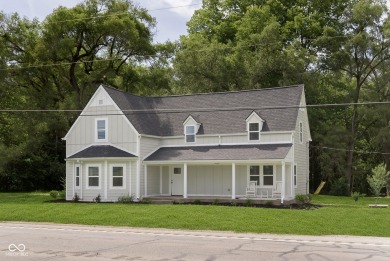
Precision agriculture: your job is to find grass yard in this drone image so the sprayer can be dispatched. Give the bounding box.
[1,192,390,237]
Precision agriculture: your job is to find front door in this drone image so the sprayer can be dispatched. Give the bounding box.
[171,166,183,196]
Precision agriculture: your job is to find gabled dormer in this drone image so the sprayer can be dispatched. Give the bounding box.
[183,115,201,143]
[245,111,265,141]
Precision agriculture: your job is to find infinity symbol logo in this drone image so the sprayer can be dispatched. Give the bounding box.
[8,244,26,252]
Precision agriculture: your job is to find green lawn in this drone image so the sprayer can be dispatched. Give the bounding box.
[1,192,390,237]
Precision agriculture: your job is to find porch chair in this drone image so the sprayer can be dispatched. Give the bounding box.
[246,181,257,197]
[272,181,282,198]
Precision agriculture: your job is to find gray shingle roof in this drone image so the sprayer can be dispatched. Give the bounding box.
[103,85,303,136]
[144,144,292,161]
[67,145,136,159]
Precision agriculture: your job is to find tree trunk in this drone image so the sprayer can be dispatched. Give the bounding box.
[345,78,362,192]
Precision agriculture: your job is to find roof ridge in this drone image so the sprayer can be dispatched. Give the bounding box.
[102,84,304,99]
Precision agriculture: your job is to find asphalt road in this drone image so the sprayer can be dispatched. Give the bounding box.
[1,222,390,261]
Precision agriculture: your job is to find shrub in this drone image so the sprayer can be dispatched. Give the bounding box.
[49,190,59,199]
[295,194,312,205]
[265,200,274,208]
[58,190,66,199]
[212,199,220,205]
[329,177,349,196]
[94,194,101,203]
[141,198,152,204]
[351,191,361,203]
[72,193,80,202]
[244,198,253,207]
[193,199,201,205]
[117,195,134,204]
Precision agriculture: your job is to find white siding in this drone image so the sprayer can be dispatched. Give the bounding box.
[147,166,160,196]
[66,105,138,157]
[294,91,310,195]
[235,165,247,196]
[139,136,161,197]
[162,166,170,194]
[260,133,292,143]
[187,165,232,196]
[66,161,74,200]
[66,159,136,202]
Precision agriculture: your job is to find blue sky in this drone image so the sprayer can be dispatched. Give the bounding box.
[0,0,202,43]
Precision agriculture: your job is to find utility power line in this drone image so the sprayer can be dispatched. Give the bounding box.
[310,145,390,155]
[0,101,389,114]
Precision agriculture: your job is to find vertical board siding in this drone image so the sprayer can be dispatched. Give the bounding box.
[66,162,74,200]
[187,165,232,196]
[140,136,161,197]
[294,91,310,195]
[162,166,170,194]
[66,105,138,158]
[147,166,160,195]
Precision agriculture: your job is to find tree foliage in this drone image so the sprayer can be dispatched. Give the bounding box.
[0,0,173,191]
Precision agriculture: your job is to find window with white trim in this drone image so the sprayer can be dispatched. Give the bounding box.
[75,166,80,188]
[173,167,182,174]
[299,121,303,143]
[111,165,125,188]
[249,122,260,140]
[294,164,297,187]
[263,165,274,186]
[88,166,100,188]
[185,125,195,143]
[96,119,107,141]
[249,166,260,185]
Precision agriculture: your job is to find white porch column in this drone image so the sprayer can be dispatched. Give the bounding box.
[232,163,236,199]
[160,166,163,195]
[281,160,285,204]
[144,164,148,197]
[104,160,108,200]
[291,163,294,198]
[183,163,188,198]
[136,160,140,200]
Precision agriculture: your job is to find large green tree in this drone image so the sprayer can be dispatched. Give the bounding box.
[0,0,173,191]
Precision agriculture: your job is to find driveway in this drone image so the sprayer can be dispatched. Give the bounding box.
[1,222,389,260]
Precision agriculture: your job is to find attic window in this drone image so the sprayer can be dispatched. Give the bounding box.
[249,123,260,140]
[185,125,195,143]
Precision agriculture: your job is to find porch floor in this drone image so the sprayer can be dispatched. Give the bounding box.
[145,196,295,205]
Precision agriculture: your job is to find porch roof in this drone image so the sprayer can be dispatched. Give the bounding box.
[144,144,292,162]
[67,145,136,159]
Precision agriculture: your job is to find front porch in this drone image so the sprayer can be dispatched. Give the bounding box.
[143,160,296,203]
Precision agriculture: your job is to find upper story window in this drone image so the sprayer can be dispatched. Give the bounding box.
[96,118,107,142]
[249,123,260,140]
[246,112,264,141]
[185,125,195,143]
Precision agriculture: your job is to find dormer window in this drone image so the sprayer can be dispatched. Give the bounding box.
[249,123,260,140]
[185,125,195,143]
[183,115,201,143]
[246,111,264,141]
[96,118,107,142]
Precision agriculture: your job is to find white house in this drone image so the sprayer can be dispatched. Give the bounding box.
[63,84,311,203]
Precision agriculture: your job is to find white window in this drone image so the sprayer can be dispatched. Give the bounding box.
[249,166,260,185]
[294,164,297,187]
[263,165,274,186]
[75,166,80,188]
[249,122,260,140]
[185,125,195,143]
[87,165,100,189]
[299,121,303,143]
[96,118,107,142]
[110,164,126,189]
